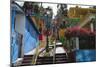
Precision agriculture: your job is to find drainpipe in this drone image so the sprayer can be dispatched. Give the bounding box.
[90,23,94,32]
[46,31,49,52]
[75,37,79,50]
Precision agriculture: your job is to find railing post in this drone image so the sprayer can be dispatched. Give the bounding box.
[32,42,40,64]
[53,40,56,64]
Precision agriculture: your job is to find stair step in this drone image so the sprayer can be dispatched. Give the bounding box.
[56,53,66,55]
[38,56,53,59]
[22,60,32,63]
[37,57,53,62]
[56,58,67,61]
[56,55,67,57]
[56,60,67,64]
[20,63,33,66]
[37,59,53,62]
[36,61,53,65]
[24,55,33,57]
[56,45,63,47]
[21,53,68,66]
[56,54,66,58]
[23,57,33,60]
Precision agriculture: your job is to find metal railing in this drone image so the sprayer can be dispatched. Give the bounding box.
[53,40,56,64]
[31,44,39,64]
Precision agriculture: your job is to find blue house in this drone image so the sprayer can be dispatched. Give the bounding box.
[11,2,40,65]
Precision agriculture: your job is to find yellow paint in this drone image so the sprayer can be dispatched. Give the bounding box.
[59,29,66,38]
[68,6,96,22]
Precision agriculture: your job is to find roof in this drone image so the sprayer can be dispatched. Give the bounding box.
[11,1,24,14]
[65,26,95,37]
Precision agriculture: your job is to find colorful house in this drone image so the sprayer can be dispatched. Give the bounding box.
[11,2,40,66]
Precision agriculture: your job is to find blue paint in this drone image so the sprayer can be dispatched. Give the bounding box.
[11,11,39,63]
[76,50,96,62]
[11,43,18,63]
[25,18,39,39]
[24,30,39,53]
[11,9,19,63]
[11,7,16,32]
[24,18,39,54]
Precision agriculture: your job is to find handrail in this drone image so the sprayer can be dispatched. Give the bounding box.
[31,40,56,64]
[31,45,39,64]
[38,48,46,55]
[31,44,46,64]
[53,40,56,64]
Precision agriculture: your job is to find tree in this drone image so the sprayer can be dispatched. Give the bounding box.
[57,4,68,17]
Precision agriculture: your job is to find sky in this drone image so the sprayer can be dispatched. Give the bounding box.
[42,3,57,18]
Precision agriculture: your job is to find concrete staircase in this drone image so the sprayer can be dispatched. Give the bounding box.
[20,53,69,66]
[20,55,33,66]
[55,53,68,64]
[20,42,75,66]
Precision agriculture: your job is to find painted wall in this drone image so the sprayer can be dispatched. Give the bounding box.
[15,13,26,58]
[11,9,19,63]
[24,18,39,54]
[11,10,39,64]
[15,14,25,34]
[76,50,96,62]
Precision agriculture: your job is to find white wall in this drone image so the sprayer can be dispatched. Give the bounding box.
[15,13,25,57]
[15,14,25,35]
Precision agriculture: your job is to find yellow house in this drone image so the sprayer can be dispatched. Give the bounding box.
[68,6,96,22]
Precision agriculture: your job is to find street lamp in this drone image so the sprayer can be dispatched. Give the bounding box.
[45,7,51,53]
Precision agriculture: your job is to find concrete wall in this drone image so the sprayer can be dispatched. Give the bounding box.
[15,14,25,58]
[15,14,25,35]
